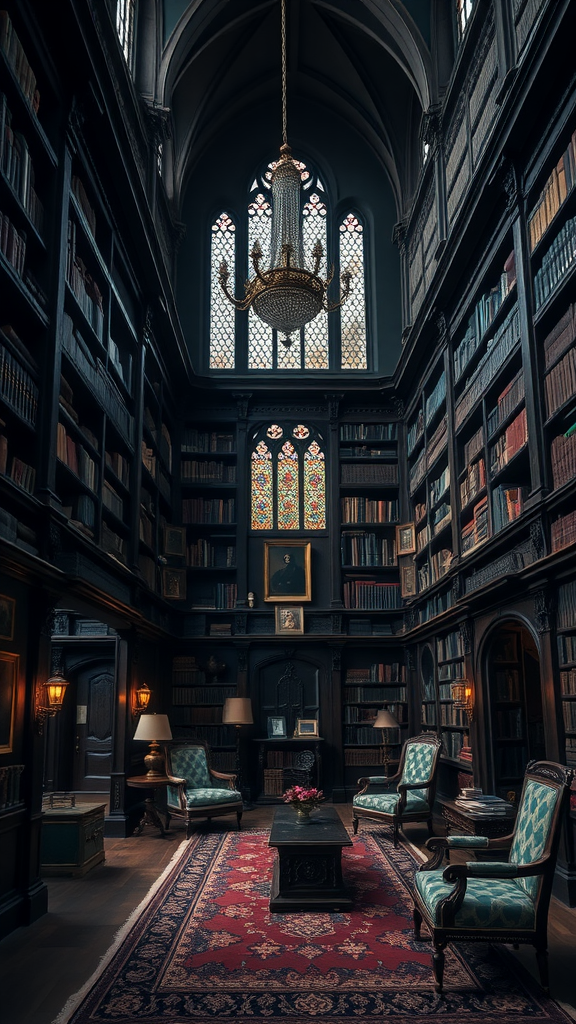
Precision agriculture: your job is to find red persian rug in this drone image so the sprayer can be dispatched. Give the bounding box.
[56,828,572,1023]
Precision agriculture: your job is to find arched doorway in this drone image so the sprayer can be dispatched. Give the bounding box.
[484,622,545,801]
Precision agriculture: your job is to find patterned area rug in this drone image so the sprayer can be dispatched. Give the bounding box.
[56,828,571,1023]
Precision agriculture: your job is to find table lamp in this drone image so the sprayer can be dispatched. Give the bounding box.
[373,707,399,778]
[133,713,173,777]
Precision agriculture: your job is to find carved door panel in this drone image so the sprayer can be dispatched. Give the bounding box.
[73,661,115,792]
[256,657,320,737]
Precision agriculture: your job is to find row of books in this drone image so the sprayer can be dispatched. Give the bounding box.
[340,496,398,523]
[560,669,576,696]
[489,407,528,477]
[344,748,396,766]
[455,306,520,430]
[441,730,464,759]
[550,430,576,490]
[416,523,431,552]
[1,94,43,232]
[543,305,575,370]
[181,429,234,453]
[438,658,462,681]
[439,704,468,727]
[66,221,104,340]
[453,250,516,382]
[100,521,125,562]
[62,493,96,533]
[344,724,403,745]
[558,633,576,664]
[0,207,25,277]
[340,423,397,441]
[558,580,576,631]
[528,132,576,251]
[182,497,235,524]
[141,442,156,478]
[426,416,448,469]
[190,583,237,610]
[438,630,464,661]
[7,454,34,493]
[562,701,576,733]
[56,423,97,490]
[421,704,437,726]
[409,448,426,493]
[340,531,396,566]
[461,495,488,552]
[492,485,527,533]
[544,343,575,418]
[430,464,449,506]
[432,502,451,535]
[494,667,521,701]
[345,662,406,682]
[167,718,235,741]
[343,705,404,724]
[487,370,525,438]
[71,175,96,238]
[460,457,485,509]
[266,750,316,769]
[173,682,233,703]
[463,424,484,466]
[533,215,576,311]
[108,338,131,392]
[61,317,133,447]
[425,372,446,426]
[105,450,129,487]
[417,549,452,591]
[344,686,406,702]
[0,336,37,424]
[342,580,401,610]
[102,481,123,520]
[0,11,40,114]
[551,508,576,553]
[187,539,236,568]
[181,460,236,482]
[340,445,396,458]
[438,681,457,699]
[340,463,398,484]
[407,409,424,455]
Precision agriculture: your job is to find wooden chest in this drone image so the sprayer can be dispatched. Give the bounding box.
[41,803,106,877]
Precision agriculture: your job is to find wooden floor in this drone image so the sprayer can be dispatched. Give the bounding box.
[1,804,575,1024]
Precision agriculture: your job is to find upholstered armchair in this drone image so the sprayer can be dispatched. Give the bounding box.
[352,733,442,846]
[413,760,573,994]
[165,741,243,837]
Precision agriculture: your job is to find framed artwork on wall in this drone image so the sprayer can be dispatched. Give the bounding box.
[264,540,311,602]
[162,568,187,600]
[267,716,287,738]
[0,652,18,753]
[275,605,304,635]
[163,526,186,559]
[396,522,416,556]
[399,559,416,598]
[0,595,15,641]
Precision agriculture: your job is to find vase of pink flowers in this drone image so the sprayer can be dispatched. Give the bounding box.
[283,785,324,824]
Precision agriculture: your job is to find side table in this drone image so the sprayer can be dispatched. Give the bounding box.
[127,775,183,837]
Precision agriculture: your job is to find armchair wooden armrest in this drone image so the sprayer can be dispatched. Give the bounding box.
[422,833,514,870]
[356,772,400,794]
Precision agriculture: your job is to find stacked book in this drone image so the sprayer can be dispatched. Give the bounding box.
[455,791,515,817]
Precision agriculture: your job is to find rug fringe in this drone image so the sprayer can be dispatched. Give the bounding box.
[52,838,190,1024]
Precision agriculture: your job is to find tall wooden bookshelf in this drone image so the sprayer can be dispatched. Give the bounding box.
[169,654,238,772]
[342,652,407,796]
[558,580,576,772]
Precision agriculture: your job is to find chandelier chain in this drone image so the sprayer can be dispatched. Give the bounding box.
[281,0,287,145]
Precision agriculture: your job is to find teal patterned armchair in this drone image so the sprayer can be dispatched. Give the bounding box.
[413,760,573,994]
[165,741,243,837]
[353,733,442,846]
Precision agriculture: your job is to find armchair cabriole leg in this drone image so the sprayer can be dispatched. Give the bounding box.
[427,818,434,838]
[432,943,446,993]
[352,815,359,835]
[413,905,422,940]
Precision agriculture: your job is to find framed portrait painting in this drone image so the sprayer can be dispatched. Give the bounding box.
[264,540,311,602]
[275,605,304,635]
[0,652,18,753]
[395,522,416,556]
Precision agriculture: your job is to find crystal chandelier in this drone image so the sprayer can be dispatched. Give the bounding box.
[219,0,351,347]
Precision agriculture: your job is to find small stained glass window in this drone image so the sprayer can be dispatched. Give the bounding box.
[267,424,283,439]
[339,213,367,370]
[251,425,326,531]
[210,213,236,369]
[251,441,273,530]
[293,425,310,439]
[304,440,326,529]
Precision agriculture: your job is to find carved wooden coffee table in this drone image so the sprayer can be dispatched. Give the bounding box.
[268,805,353,912]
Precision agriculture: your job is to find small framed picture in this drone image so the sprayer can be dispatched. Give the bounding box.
[164,526,186,559]
[399,559,416,598]
[275,604,304,635]
[162,568,187,600]
[0,595,15,641]
[264,540,311,602]
[396,522,416,556]
[0,651,18,753]
[295,718,318,737]
[267,715,287,738]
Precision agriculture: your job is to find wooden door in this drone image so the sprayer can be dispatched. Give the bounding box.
[73,659,115,792]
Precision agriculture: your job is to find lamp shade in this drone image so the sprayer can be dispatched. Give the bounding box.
[373,708,399,730]
[222,697,253,726]
[133,713,172,742]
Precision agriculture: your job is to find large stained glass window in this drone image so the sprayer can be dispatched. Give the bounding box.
[251,424,326,531]
[339,213,367,370]
[303,192,329,369]
[248,193,273,369]
[210,212,236,369]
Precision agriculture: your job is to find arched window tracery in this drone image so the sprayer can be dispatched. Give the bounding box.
[250,424,326,531]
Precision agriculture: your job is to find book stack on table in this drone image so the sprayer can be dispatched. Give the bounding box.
[455,790,515,817]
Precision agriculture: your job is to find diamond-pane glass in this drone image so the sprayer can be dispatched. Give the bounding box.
[277,440,300,530]
[339,213,367,370]
[303,193,329,369]
[251,441,273,530]
[277,338,301,369]
[248,194,273,369]
[304,440,326,529]
[210,213,236,369]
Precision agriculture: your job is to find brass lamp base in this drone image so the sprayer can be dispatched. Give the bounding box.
[144,741,165,777]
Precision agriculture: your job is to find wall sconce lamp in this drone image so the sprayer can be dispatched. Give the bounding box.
[36,674,70,733]
[373,707,399,779]
[133,682,152,716]
[451,679,474,719]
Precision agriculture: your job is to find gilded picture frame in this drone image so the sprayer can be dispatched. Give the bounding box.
[264,540,311,602]
[275,605,304,635]
[295,718,319,737]
[396,522,416,556]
